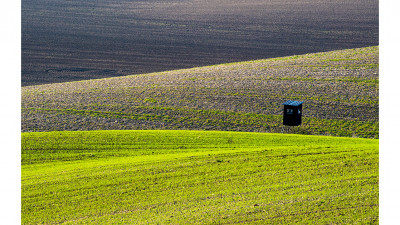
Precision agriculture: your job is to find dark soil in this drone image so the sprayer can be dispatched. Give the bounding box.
[22,0,378,86]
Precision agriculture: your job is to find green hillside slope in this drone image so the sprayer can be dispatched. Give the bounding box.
[22,130,378,224]
[21,46,378,138]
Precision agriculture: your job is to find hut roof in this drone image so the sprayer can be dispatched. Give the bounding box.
[282,100,303,106]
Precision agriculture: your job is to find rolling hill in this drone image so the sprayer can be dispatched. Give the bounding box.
[22,0,378,86]
[21,46,379,224]
[22,130,378,224]
[22,46,379,138]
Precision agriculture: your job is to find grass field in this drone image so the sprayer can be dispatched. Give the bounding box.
[22,130,378,224]
[21,46,379,223]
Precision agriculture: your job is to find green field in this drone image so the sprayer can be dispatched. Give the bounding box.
[22,130,378,224]
[21,46,379,223]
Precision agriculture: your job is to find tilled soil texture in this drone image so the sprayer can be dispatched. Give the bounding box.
[22,0,378,86]
[22,46,378,138]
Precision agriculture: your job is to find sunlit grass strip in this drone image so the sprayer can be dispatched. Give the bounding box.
[21,130,378,224]
[22,107,379,138]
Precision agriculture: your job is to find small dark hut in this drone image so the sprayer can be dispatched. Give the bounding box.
[282,100,303,126]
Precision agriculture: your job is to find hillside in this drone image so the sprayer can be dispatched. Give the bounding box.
[22,0,378,86]
[22,130,378,224]
[21,46,378,138]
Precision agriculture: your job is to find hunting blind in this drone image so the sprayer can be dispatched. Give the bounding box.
[282,100,303,126]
